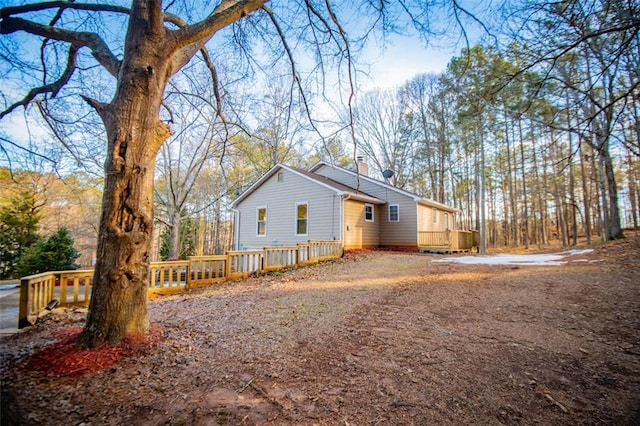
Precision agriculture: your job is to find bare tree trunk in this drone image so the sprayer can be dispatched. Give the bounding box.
[597,154,610,241]
[500,174,509,246]
[168,210,181,259]
[465,150,474,230]
[214,196,222,254]
[489,173,499,247]
[477,120,487,255]
[602,146,624,239]
[510,126,520,246]
[451,166,458,223]
[79,97,170,347]
[551,131,568,247]
[504,110,517,246]
[528,121,544,246]
[579,141,593,244]
[517,118,529,249]
[628,153,639,229]
[566,95,578,246]
[77,8,172,348]
[542,139,552,244]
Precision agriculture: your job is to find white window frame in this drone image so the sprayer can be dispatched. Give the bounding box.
[256,206,267,237]
[445,212,449,229]
[433,207,438,223]
[388,204,400,222]
[364,203,374,222]
[295,202,308,236]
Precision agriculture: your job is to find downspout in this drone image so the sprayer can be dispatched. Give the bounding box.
[332,194,338,240]
[341,193,352,244]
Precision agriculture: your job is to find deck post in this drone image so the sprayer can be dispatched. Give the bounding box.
[18,278,30,329]
[186,258,192,289]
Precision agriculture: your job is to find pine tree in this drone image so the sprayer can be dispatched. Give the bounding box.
[15,228,79,277]
[0,191,41,279]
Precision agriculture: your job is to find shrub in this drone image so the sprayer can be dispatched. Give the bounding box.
[16,228,79,277]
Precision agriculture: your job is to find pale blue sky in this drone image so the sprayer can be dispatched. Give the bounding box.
[360,35,455,91]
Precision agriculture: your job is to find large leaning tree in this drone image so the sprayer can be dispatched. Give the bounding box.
[0,1,480,348]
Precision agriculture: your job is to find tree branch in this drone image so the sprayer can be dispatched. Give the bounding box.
[167,0,267,75]
[0,45,78,120]
[0,17,121,76]
[0,1,129,18]
[0,135,58,165]
[322,0,360,188]
[34,100,85,166]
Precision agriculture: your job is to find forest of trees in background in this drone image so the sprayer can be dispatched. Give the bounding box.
[1,0,638,265]
[355,42,639,249]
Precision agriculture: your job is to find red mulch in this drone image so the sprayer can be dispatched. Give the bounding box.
[21,326,164,377]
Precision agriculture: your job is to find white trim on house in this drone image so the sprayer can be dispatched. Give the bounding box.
[388,204,400,222]
[309,161,421,200]
[295,201,308,236]
[365,203,374,222]
[231,164,385,208]
[339,195,344,241]
[256,206,267,237]
[418,198,458,213]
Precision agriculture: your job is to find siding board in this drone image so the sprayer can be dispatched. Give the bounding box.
[235,168,341,249]
[343,199,379,249]
[315,165,418,247]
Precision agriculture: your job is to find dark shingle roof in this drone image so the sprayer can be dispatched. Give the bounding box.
[288,166,384,204]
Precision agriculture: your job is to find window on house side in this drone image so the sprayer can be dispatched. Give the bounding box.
[296,202,308,236]
[365,204,374,222]
[277,171,284,182]
[433,207,438,223]
[445,213,449,229]
[257,207,267,236]
[388,204,399,222]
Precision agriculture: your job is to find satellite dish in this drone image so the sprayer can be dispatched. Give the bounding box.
[382,169,394,179]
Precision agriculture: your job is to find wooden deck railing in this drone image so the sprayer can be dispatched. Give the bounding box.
[18,240,343,328]
[418,230,479,252]
[18,269,94,328]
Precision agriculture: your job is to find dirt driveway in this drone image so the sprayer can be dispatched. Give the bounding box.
[2,237,639,425]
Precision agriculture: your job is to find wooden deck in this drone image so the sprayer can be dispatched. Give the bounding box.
[418,230,479,253]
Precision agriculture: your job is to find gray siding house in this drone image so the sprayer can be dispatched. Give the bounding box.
[231,161,459,251]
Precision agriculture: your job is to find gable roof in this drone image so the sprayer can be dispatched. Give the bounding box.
[230,164,385,208]
[309,161,459,213]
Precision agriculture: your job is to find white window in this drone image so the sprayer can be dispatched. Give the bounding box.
[445,212,449,229]
[277,171,284,182]
[256,207,267,236]
[365,203,374,222]
[296,202,308,236]
[388,204,399,222]
[433,207,438,223]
